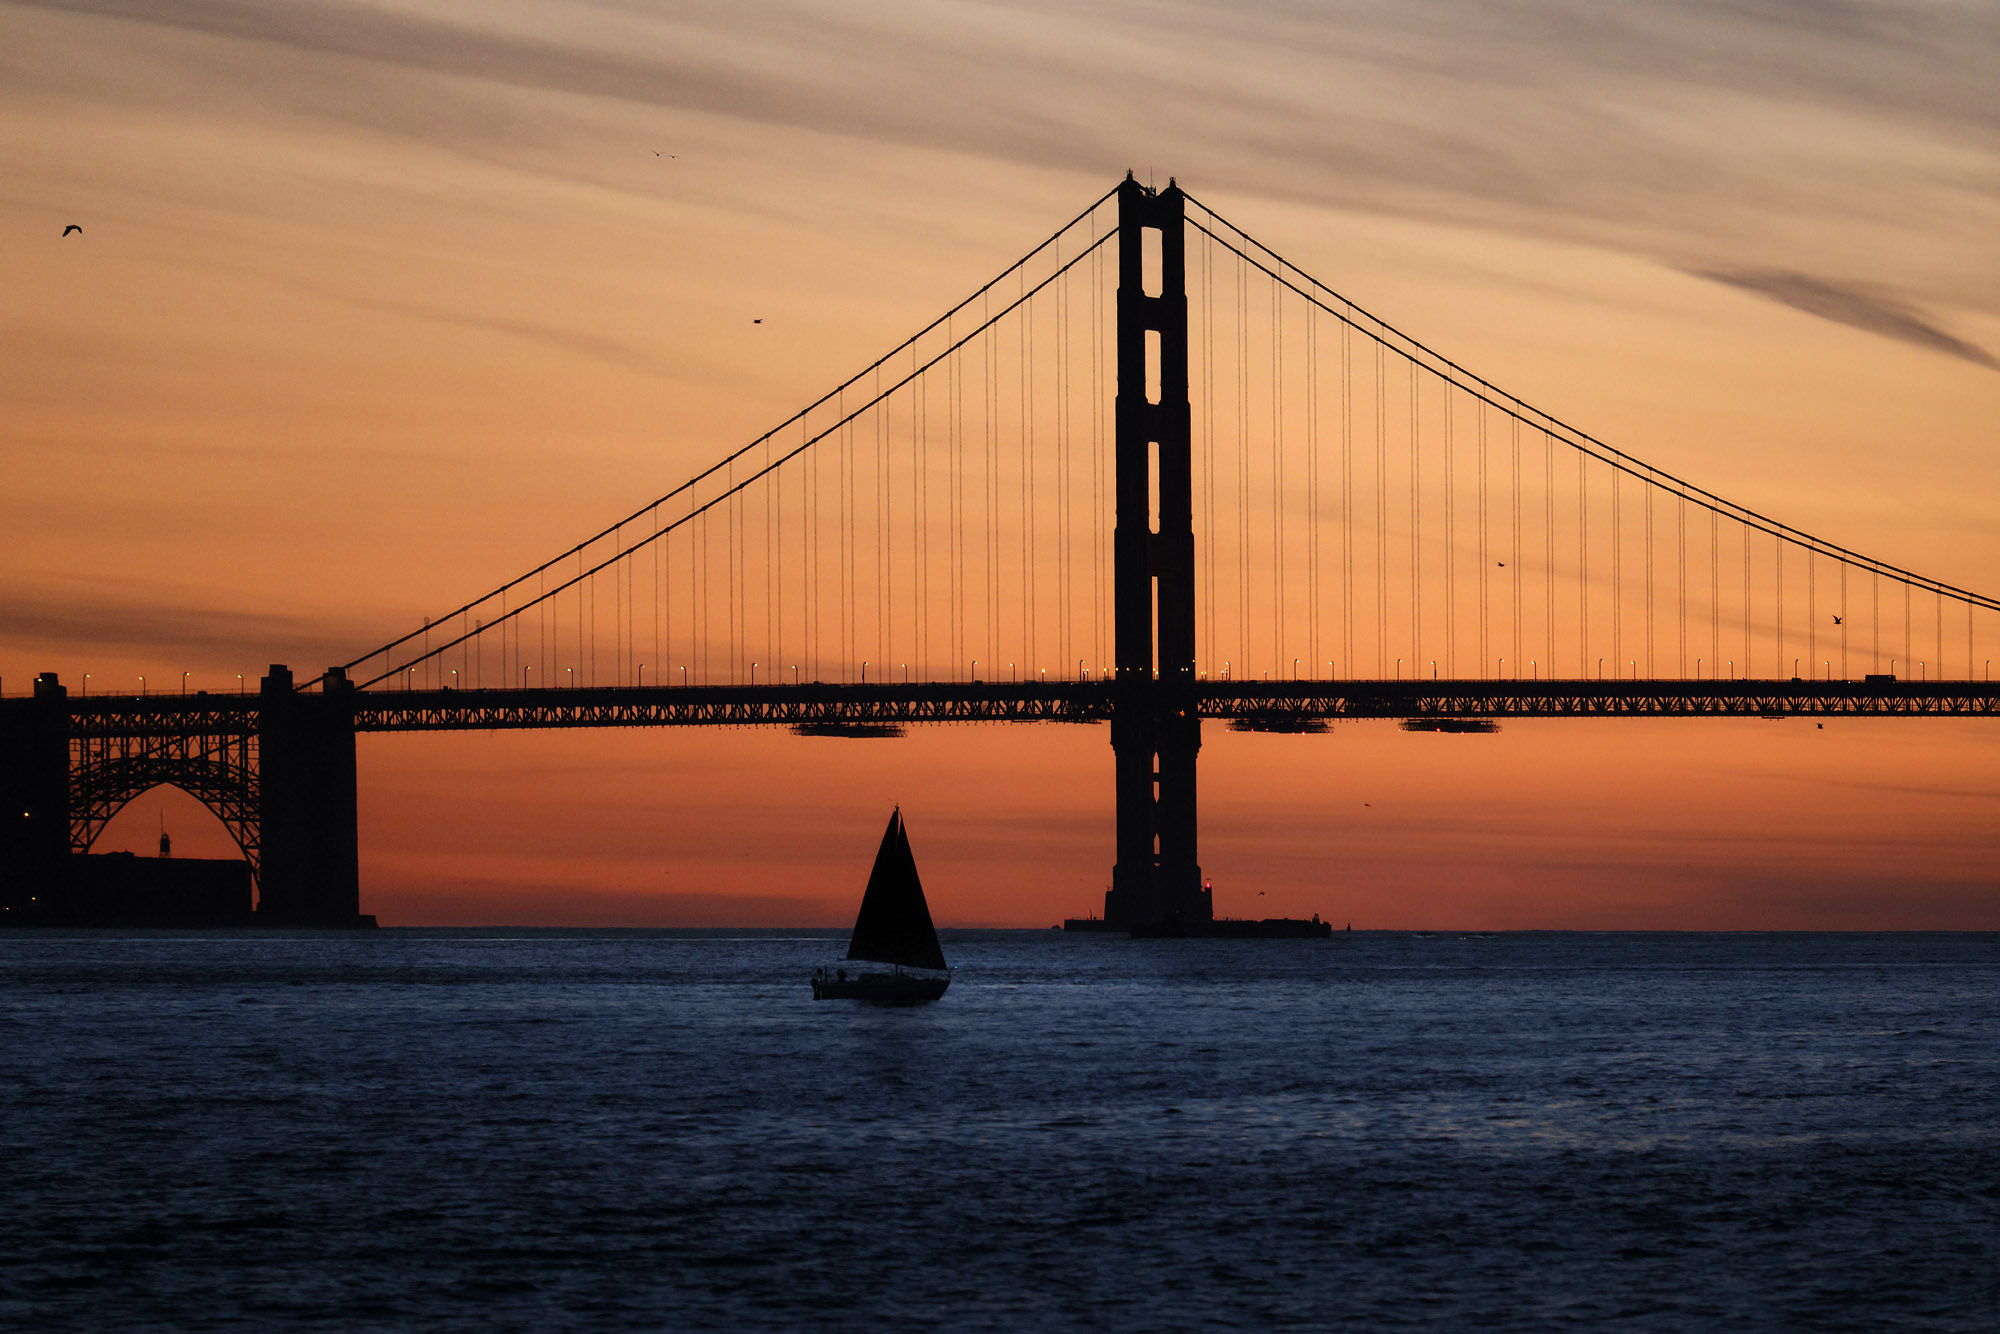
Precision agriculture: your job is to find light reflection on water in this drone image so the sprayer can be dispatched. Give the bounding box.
[1,929,1994,1330]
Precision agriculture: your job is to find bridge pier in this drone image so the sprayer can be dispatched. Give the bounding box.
[0,674,74,913]
[257,665,368,926]
[1104,174,1209,929]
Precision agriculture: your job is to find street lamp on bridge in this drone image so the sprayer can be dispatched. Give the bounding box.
[181,671,188,695]
[638,664,645,687]
[82,674,89,697]
[523,666,534,689]
[138,675,145,697]
[752,662,760,684]
[565,667,574,688]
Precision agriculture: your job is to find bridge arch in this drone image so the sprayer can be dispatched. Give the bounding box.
[69,738,260,884]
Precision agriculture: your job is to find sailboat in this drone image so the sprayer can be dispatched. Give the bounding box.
[812,807,951,1003]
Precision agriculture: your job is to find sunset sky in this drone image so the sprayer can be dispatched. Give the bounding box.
[5,0,1997,927]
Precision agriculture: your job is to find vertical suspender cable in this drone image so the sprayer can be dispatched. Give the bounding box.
[1444,384,1456,675]
[1610,467,1620,677]
[1480,403,1490,675]
[1376,340,1388,675]
[1642,478,1652,678]
[1202,234,1215,674]
[1677,490,1686,678]
[916,348,926,676]
[1741,520,1751,677]
[1055,265,1067,675]
[1579,451,1588,675]
[1274,273,1285,673]
[1232,249,1248,672]
[1023,280,1034,675]
[1545,429,1555,677]
[1307,301,1318,675]
[1411,361,1421,673]
[1709,507,1718,677]
[1511,416,1521,676]
[1776,533,1785,677]
[1342,315,1353,676]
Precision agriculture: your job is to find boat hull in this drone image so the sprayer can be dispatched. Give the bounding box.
[811,968,949,1004]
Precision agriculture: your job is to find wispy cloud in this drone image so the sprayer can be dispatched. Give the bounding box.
[1700,269,1997,369]
[299,285,696,382]
[16,0,1997,313]
[0,582,373,668]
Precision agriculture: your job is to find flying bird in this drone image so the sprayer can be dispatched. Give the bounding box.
[753,318,763,324]
[1832,614,1843,625]
[62,224,81,237]
[1496,561,1506,567]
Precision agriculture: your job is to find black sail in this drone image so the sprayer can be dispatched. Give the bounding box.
[846,809,947,971]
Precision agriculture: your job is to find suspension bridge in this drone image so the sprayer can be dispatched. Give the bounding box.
[5,175,1996,926]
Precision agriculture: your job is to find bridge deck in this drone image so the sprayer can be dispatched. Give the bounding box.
[34,679,1999,738]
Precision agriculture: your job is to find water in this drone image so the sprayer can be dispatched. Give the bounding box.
[2,930,1994,1330]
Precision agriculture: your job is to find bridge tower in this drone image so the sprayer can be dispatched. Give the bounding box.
[0,674,73,912]
[256,664,365,925]
[1104,175,1210,928]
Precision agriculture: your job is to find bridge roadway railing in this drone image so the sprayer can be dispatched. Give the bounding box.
[1198,679,2000,723]
[37,678,1998,738]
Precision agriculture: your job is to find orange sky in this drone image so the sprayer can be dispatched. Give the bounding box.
[5,1,1997,927]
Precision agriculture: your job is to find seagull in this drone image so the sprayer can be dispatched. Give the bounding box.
[62,224,81,237]
[1497,561,1506,567]
[1832,614,1843,625]
[753,318,762,324]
